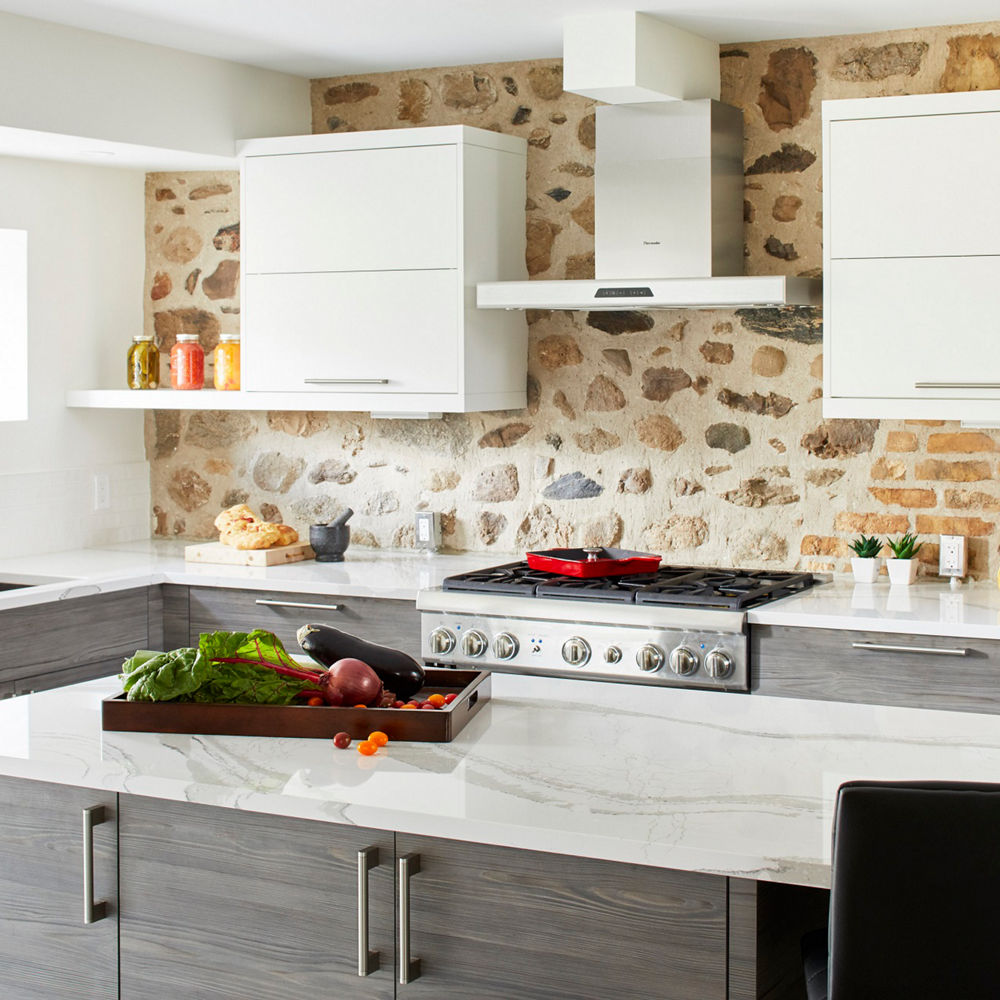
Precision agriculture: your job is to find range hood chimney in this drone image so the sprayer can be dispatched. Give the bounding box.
[477,13,821,312]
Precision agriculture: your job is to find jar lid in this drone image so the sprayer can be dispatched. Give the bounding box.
[132,334,153,342]
[219,333,240,342]
[176,334,201,342]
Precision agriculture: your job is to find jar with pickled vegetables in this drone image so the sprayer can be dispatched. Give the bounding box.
[170,334,204,390]
[127,334,159,390]
[213,334,240,391]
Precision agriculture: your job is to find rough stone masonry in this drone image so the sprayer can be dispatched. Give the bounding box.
[145,22,1000,579]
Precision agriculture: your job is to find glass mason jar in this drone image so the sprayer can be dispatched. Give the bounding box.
[170,334,205,390]
[213,334,240,391]
[127,334,159,390]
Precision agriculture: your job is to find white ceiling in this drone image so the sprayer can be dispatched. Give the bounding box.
[0,0,996,78]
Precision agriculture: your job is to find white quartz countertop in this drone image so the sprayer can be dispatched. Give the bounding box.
[5,670,1000,889]
[0,540,495,611]
[4,540,1000,639]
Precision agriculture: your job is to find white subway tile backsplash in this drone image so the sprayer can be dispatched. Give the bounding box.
[0,461,150,556]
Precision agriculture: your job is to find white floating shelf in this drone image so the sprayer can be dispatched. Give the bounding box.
[65,388,520,415]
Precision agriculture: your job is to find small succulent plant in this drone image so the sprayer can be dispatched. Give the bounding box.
[848,534,883,559]
[887,532,922,560]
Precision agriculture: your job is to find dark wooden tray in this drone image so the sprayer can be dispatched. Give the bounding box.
[102,669,490,742]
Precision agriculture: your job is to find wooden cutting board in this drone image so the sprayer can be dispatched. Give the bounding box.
[184,541,315,566]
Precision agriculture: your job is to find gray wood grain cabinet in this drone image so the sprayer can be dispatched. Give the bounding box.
[0,587,149,696]
[118,797,730,1000]
[0,776,117,1000]
[119,796,395,999]
[753,625,1000,714]
[394,833,727,1000]
[185,585,421,658]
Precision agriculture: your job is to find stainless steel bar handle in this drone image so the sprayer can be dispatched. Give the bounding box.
[82,805,108,925]
[852,641,969,657]
[915,382,1000,389]
[255,599,343,612]
[304,378,390,385]
[398,853,422,985]
[357,847,380,977]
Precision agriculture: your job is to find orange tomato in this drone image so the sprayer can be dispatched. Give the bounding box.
[357,741,377,756]
[306,696,325,707]
[427,693,446,708]
[368,731,389,747]
[400,703,417,710]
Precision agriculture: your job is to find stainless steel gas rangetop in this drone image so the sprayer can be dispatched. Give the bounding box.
[417,563,816,692]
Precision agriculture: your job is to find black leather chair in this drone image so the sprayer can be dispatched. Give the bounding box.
[804,780,1000,1000]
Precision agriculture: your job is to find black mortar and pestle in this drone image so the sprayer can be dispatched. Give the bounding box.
[310,508,353,562]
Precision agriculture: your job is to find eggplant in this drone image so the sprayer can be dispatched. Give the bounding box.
[296,623,425,700]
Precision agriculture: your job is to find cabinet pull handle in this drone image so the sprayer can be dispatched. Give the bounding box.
[852,641,969,657]
[357,847,380,977]
[398,853,422,984]
[915,382,1000,389]
[254,599,343,612]
[82,805,108,925]
[304,378,390,385]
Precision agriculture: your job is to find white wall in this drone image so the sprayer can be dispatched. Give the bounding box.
[0,156,149,555]
[0,11,309,157]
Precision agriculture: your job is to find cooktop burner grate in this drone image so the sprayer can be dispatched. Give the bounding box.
[442,563,815,609]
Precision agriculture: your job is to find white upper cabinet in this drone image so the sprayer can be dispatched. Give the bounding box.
[243,143,459,274]
[238,126,527,415]
[824,91,1000,420]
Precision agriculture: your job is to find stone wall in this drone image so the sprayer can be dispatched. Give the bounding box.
[145,21,1000,578]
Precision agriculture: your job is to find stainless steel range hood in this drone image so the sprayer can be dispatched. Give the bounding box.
[478,100,821,311]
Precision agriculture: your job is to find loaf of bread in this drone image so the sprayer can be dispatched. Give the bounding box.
[214,504,299,549]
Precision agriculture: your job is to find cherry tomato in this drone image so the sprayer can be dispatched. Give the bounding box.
[420,701,438,710]
[400,703,418,710]
[357,740,377,756]
[444,693,458,704]
[353,704,367,709]
[368,731,389,747]
[392,700,406,709]
[307,696,325,707]
[427,693,446,708]
[333,732,351,749]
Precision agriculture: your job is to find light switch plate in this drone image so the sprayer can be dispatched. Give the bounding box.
[939,534,967,578]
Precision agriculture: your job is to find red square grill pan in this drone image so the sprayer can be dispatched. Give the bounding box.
[526,547,662,578]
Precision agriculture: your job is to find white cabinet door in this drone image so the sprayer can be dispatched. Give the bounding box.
[243,144,459,274]
[827,256,1000,400]
[243,270,460,394]
[828,112,1000,260]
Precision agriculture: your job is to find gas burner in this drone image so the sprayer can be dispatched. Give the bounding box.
[443,562,814,610]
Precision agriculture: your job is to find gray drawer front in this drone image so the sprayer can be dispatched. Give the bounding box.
[753,625,1000,713]
[0,588,149,689]
[187,586,420,659]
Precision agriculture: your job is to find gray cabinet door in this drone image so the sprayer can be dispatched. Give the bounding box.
[394,834,728,1000]
[187,586,420,658]
[2,587,149,694]
[0,777,117,1000]
[119,795,394,1000]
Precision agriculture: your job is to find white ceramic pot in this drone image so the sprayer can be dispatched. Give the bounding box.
[887,558,918,585]
[851,558,880,584]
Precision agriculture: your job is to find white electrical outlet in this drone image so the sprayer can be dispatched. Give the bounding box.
[938,534,967,578]
[92,473,111,511]
[414,511,441,552]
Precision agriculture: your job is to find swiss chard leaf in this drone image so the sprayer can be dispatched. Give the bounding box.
[121,646,212,702]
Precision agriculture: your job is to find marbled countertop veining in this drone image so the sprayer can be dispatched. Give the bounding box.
[4,671,1000,889]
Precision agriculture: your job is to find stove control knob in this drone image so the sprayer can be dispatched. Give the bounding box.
[635,644,665,672]
[669,646,700,676]
[604,646,623,665]
[429,627,456,656]
[704,648,734,680]
[462,630,489,658]
[562,636,591,667]
[493,632,519,661]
